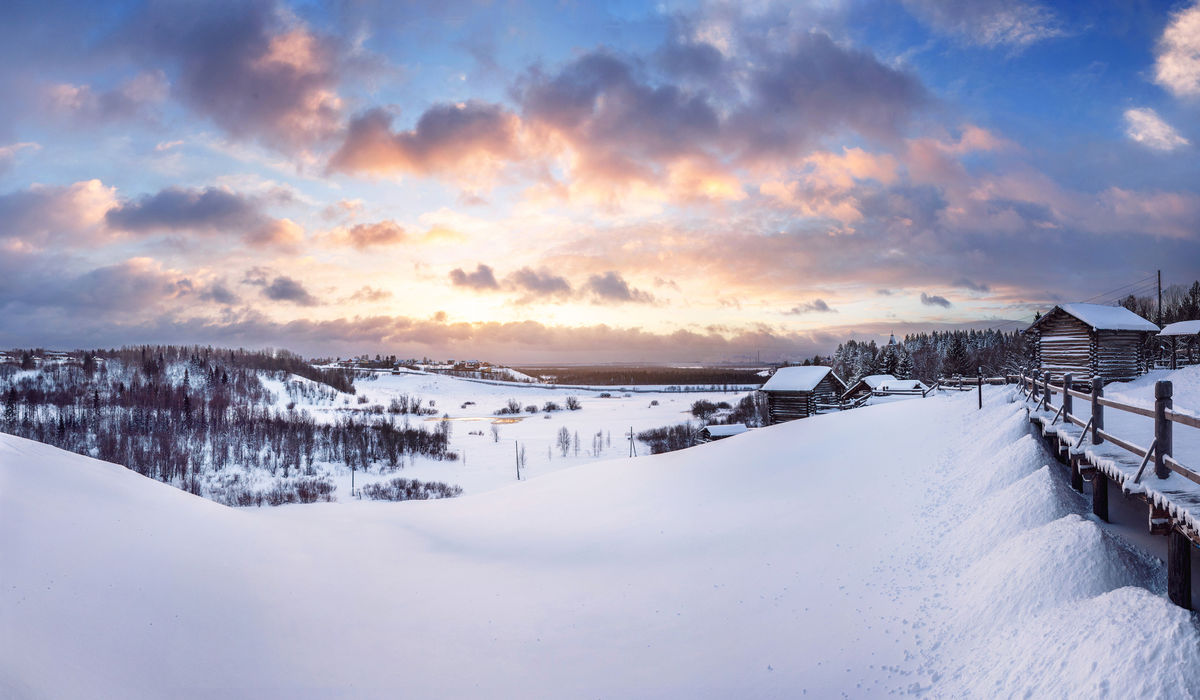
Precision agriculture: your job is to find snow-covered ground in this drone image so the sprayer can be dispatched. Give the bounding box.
[266,370,752,495]
[3,386,1198,698]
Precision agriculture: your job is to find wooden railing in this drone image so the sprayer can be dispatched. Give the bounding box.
[1019,371,1200,486]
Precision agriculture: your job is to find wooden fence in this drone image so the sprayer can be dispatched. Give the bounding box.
[1018,370,1200,609]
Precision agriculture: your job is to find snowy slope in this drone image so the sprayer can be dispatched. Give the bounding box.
[2,389,1198,698]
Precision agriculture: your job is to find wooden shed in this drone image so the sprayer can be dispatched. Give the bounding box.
[1159,320,1200,369]
[758,366,846,425]
[1026,303,1158,384]
[842,374,928,401]
[696,423,749,443]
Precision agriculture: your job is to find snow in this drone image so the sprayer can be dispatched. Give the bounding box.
[1160,320,1200,337]
[759,365,838,392]
[1053,302,1160,331]
[859,373,897,388]
[4,385,1198,697]
[702,423,748,437]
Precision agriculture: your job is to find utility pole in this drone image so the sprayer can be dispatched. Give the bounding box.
[515,440,520,480]
[1158,269,1163,327]
[628,427,636,457]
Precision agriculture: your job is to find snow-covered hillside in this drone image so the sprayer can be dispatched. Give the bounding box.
[2,387,1198,698]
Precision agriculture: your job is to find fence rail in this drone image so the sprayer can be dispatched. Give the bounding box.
[1018,372,1199,485]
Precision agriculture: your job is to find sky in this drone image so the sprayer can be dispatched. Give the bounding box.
[0,0,1198,363]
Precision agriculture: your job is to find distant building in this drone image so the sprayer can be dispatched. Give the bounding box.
[697,424,749,443]
[842,374,928,401]
[758,366,846,425]
[1158,320,1200,369]
[1026,303,1158,384]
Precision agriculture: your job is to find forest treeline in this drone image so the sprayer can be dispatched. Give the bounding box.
[1,345,456,506]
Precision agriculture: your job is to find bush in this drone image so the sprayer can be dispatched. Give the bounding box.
[543,401,560,412]
[565,396,581,410]
[495,398,523,415]
[359,477,464,501]
[636,423,696,454]
[525,404,539,413]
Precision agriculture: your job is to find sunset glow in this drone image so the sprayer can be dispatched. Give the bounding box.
[2,0,1198,361]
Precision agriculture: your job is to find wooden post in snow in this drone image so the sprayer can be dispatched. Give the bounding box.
[1041,372,1051,412]
[977,367,982,410]
[1169,529,1192,610]
[1155,381,1173,480]
[1091,377,1104,446]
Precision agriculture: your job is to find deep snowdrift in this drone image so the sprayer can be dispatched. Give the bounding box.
[2,388,1198,698]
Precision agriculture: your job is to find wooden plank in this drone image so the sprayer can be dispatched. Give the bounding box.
[1097,396,1156,419]
[1166,455,1200,487]
[1166,409,1200,430]
[1095,428,1150,459]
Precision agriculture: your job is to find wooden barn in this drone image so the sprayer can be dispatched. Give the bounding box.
[1025,303,1158,384]
[758,366,846,425]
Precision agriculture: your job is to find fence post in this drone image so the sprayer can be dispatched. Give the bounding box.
[1155,381,1173,480]
[1063,373,1072,419]
[1032,369,1040,402]
[1091,377,1103,445]
[1041,372,1051,412]
[977,366,983,410]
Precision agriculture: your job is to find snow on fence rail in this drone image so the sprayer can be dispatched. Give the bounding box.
[1018,370,1200,609]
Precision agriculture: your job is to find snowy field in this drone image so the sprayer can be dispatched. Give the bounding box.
[263,370,753,495]
[4,385,1199,698]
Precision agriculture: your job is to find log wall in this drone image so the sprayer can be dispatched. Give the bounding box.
[763,374,845,425]
[1033,312,1093,383]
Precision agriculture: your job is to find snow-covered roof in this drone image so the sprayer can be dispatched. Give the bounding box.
[1159,320,1200,337]
[878,379,927,391]
[1032,303,1159,332]
[760,366,838,392]
[860,374,897,389]
[702,424,748,437]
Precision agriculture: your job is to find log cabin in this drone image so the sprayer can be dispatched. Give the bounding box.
[758,366,846,425]
[1026,303,1158,385]
[841,374,928,401]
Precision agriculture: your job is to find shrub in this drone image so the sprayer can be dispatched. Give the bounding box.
[359,477,463,501]
[543,401,560,412]
[565,396,581,410]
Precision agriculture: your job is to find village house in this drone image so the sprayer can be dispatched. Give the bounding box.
[1025,303,1158,384]
[758,366,847,425]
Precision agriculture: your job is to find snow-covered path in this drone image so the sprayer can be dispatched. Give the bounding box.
[3,389,1198,698]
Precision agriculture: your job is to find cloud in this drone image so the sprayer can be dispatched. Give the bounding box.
[345,285,392,303]
[1154,2,1200,98]
[338,220,406,249]
[903,0,1063,48]
[200,281,240,305]
[1124,108,1190,151]
[583,271,654,304]
[0,142,39,174]
[730,32,926,160]
[105,186,300,248]
[952,278,990,292]
[449,263,499,290]
[328,102,521,178]
[920,292,952,307]
[121,1,349,152]
[43,70,168,124]
[0,179,117,248]
[786,299,837,314]
[261,275,318,305]
[506,267,572,299]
